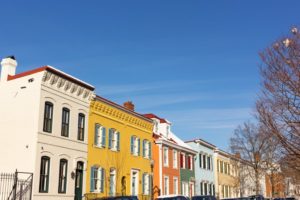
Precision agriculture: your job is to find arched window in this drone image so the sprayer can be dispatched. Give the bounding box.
[39,156,50,193]
[58,159,68,193]
[43,102,53,133]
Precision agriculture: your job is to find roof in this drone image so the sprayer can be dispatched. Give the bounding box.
[143,113,169,123]
[95,95,153,123]
[7,65,95,90]
[185,138,216,149]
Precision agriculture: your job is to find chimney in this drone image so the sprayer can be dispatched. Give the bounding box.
[123,101,135,111]
[1,56,17,82]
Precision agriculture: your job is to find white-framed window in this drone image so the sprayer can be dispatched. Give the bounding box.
[108,128,120,151]
[142,173,150,195]
[143,140,151,159]
[90,166,105,193]
[109,168,116,196]
[154,121,159,133]
[173,177,178,194]
[202,154,206,169]
[131,136,140,156]
[180,152,185,169]
[173,150,178,169]
[164,176,169,195]
[166,126,170,137]
[131,170,139,195]
[188,155,193,170]
[182,182,189,197]
[163,147,169,167]
[94,124,106,147]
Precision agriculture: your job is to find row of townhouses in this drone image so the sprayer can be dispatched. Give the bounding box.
[0,56,297,200]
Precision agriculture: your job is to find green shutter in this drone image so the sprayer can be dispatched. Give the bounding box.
[102,127,106,147]
[90,167,95,192]
[137,138,140,156]
[94,124,99,145]
[108,129,112,149]
[142,140,146,157]
[130,136,134,154]
[117,132,120,151]
[101,168,105,193]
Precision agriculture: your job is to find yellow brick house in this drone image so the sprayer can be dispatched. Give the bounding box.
[86,96,153,200]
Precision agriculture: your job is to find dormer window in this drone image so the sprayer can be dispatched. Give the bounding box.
[166,126,170,137]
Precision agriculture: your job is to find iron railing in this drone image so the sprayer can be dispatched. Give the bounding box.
[0,170,33,200]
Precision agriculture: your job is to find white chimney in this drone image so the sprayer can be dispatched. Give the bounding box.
[1,56,18,82]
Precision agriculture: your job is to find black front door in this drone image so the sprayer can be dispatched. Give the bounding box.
[74,161,83,200]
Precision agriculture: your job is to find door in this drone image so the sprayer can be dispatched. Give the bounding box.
[74,161,84,200]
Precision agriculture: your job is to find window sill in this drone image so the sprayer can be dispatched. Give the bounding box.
[93,145,105,149]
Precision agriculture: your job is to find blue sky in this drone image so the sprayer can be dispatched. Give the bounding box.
[1,1,299,151]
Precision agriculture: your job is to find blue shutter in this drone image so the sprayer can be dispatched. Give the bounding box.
[101,168,105,193]
[142,140,145,157]
[108,129,112,149]
[137,138,140,156]
[149,142,152,159]
[102,127,106,147]
[130,136,134,154]
[90,167,95,192]
[117,132,120,151]
[94,124,98,145]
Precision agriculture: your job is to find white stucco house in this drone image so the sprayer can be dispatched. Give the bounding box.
[0,56,95,200]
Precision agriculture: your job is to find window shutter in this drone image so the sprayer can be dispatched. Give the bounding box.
[130,136,134,154]
[117,132,120,151]
[102,127,106,147]
[142,140,145,157]
[188,156,191,169]
[101,168,105,193]
[94,125,99,145]
[108,129,112,149]
[199,153,202,168]
[142,173,145,194]
[90,167,95,192]
[149,142,152,159]
[137,138,140,156]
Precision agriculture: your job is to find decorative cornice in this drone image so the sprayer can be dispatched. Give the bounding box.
[90,100,153,133]
[42,71,95,101]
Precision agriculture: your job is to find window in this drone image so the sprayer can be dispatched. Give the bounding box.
[220,161,224,173]
[207,156,211,170]
[180,153,185,169]
[77,113,85,141]
[188,155,193,170]
[200,182,203,195]
[163,147,169,167]
[39,156,50,193]
[143,140,151,159]
[142,173,150,195]
[203,154,206,169]
[61,108,70,137]
[94,124,106,147]
[131,136,140,156]
[173,150,178,168]
[217,160,220,172]
[43,102,53,133]
[204,182,207,195]
[182,182,189,197]
[109,168,116,196]
[224,162,228,174]
[58,159,68,193]
[164,176,169,195]
[90,167,105,192]
[108,129,120,151]
[166,126,170,137]
[173,177,178,194]
[199,153,202,168]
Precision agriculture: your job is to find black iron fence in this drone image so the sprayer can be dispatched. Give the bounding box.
[0,170,33,200]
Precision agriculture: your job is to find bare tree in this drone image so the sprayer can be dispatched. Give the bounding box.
[256,26,300,172]
[230,121,279,195]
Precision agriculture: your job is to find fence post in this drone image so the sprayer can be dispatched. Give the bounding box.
[29,173,33,200]
[13,170,18,200]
